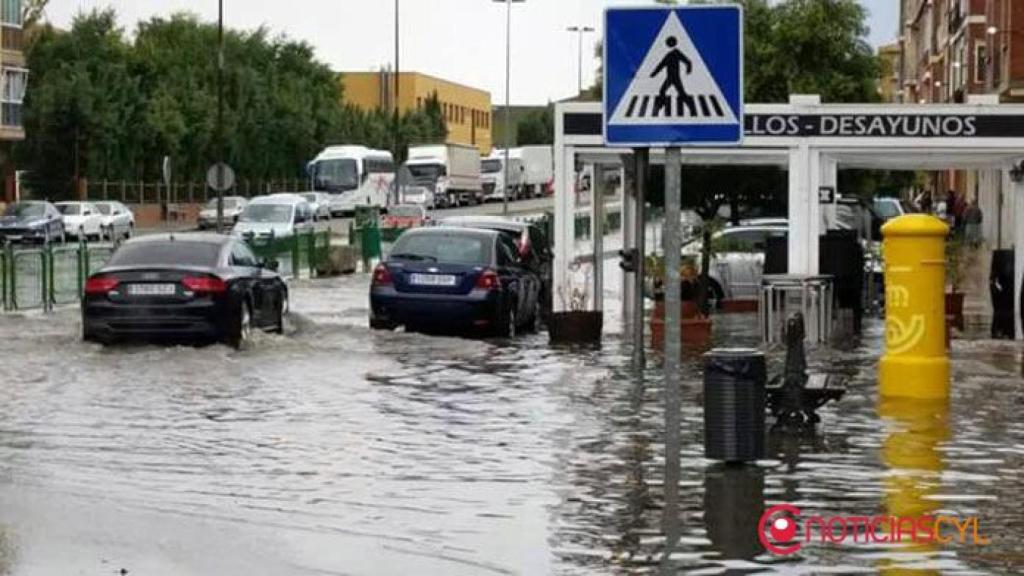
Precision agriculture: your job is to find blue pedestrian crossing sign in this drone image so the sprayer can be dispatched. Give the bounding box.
[604,5,744,147]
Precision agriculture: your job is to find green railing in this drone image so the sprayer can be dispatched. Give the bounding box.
[1,232,329,313]
[242,229,332,279]
[1,241,119,313]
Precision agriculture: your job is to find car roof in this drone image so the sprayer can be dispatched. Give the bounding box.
[402,226,500,240]
[249,194,305,205]
[439,216,529,233]
[123,233,233,246]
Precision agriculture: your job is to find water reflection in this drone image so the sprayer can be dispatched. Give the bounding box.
[877,396,950,574]
[702,463,765,562]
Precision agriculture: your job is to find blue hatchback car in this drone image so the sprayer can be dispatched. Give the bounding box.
[369,227,541,336]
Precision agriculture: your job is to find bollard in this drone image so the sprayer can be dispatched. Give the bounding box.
[879,215,950,400]
[703,349,766,463]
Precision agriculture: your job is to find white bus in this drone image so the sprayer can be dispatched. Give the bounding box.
[308,146,396,216]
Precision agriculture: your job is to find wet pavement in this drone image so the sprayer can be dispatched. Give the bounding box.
[0,271,1022,575]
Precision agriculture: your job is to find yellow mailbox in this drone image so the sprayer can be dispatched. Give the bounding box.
[879,214,950,400]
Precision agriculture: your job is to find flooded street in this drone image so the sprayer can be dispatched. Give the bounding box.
[0,272,1022,575]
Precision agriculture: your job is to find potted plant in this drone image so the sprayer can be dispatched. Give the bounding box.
[549,263,602,344]
[945,235,968,332]
[647,256,712,349]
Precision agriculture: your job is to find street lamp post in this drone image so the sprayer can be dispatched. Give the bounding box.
[394,0,401,200]
[216,0,225,233]
[493,0,524,216]
[566,25,595,96]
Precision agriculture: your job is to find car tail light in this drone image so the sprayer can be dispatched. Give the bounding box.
[476,269,501,291]
[372,264,393,286]
[182,276,227,294]
[84,276,119,295]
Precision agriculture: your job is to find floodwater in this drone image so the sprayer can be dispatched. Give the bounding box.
[0,271,1022,575]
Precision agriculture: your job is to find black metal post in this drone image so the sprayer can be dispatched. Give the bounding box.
[216,0,225,233]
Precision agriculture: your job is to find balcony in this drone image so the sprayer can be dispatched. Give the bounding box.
[2,102,21,128]
[2,24,23,53]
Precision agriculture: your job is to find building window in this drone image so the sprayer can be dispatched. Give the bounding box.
[975,45,987,84]
[2,67,27,128]
[1,0,21,26]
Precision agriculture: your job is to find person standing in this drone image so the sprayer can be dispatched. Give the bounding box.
[963,199,983,247]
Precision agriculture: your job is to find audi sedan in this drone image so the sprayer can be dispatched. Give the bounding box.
[82,233,288,348]
[0,201,65,244]
[369,227,541,337]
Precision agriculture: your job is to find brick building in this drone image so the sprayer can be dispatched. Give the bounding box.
[985,0,1024,101]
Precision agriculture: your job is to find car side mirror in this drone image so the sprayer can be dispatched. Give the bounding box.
[265,259,280,272]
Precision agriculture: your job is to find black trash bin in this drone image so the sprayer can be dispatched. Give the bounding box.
[991,249,1015,339]
[703,349,766,463]
[820,230,865,333]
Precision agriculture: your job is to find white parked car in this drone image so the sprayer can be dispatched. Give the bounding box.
[232,194,315,239]
[198,196,248,230]
[299,192,332,221]
[56,201,105,241]
[398,184,436,209]
[682,224,788,302]
[93,201,135,240]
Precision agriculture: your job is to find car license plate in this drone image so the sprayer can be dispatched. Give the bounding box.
[409,274,457,287]
[127,283,177,296]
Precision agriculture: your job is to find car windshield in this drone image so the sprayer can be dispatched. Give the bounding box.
[240,204,293,224]
[205,198,238,209]
[713,228,786,253]
[874,199,903,220]
[4,203,45,219]
[406,164,445,181]
[300,193,318,203]
[481,159,502,173]
[391,233,490,265]
[108,241,222,268]
[95,204,113,215]
[389,206,423,218]
[57,204,81,215]
[314,159,359,191]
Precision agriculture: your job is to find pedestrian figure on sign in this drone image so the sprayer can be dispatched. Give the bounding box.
[651,36,693,99]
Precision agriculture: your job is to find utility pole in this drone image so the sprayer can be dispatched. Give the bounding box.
[216,0,225,233]
[494,0,524,216]
[394,0,401,196]
[566,25,595,96]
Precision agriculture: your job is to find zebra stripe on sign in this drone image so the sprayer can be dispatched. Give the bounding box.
[623,93,726,119]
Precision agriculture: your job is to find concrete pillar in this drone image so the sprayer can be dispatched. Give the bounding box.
[1013,174,1024,339]
[819,154,838,232]
[553,144,576,313]
[787,144,821,274]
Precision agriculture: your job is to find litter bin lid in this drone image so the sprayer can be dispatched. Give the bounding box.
[703,348,763,358]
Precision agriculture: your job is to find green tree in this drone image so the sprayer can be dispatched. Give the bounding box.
[515,105,554,146]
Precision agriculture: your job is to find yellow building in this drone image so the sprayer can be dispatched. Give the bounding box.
[877,42,902,103]
[342,71,493,155]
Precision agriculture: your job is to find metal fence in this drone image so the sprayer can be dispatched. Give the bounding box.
[1,241,116,313]
[1,233,327,313]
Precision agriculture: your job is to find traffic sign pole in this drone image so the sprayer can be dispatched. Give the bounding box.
[632,148,648,369]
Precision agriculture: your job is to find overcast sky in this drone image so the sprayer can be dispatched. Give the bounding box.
[47,1,899,106]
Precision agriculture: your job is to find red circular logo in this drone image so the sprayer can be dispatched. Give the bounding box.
[758,504,802,556]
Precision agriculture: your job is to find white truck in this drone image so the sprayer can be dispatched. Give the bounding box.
[405,144,482,207]
[516,145,554,199]
[481,152,523,202]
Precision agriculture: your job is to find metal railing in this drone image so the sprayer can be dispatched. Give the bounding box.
[1,231,333,313]
[1,240,116,313]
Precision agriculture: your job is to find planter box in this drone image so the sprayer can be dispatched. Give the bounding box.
[549,311,603,345]
[720,299,759,313]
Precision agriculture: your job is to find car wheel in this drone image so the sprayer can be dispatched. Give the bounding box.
[495,305,516,338]
[706,277,725,310]
[126,224,134,239]
[227,300,253,349]
[271,290,288,334]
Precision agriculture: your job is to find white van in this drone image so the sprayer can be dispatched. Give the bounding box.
[405,144,482,207]
[232,194,315,239]
[308,146,396,216]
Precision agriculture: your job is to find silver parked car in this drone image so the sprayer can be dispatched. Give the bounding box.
[682,223,788,302]
[93,201,135,240]
[299,192,332,221]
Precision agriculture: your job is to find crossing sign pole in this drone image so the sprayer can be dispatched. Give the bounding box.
[603,6,743,414]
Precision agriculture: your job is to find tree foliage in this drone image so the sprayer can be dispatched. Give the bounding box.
[516,105,554,146]
[18,10,447,192]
